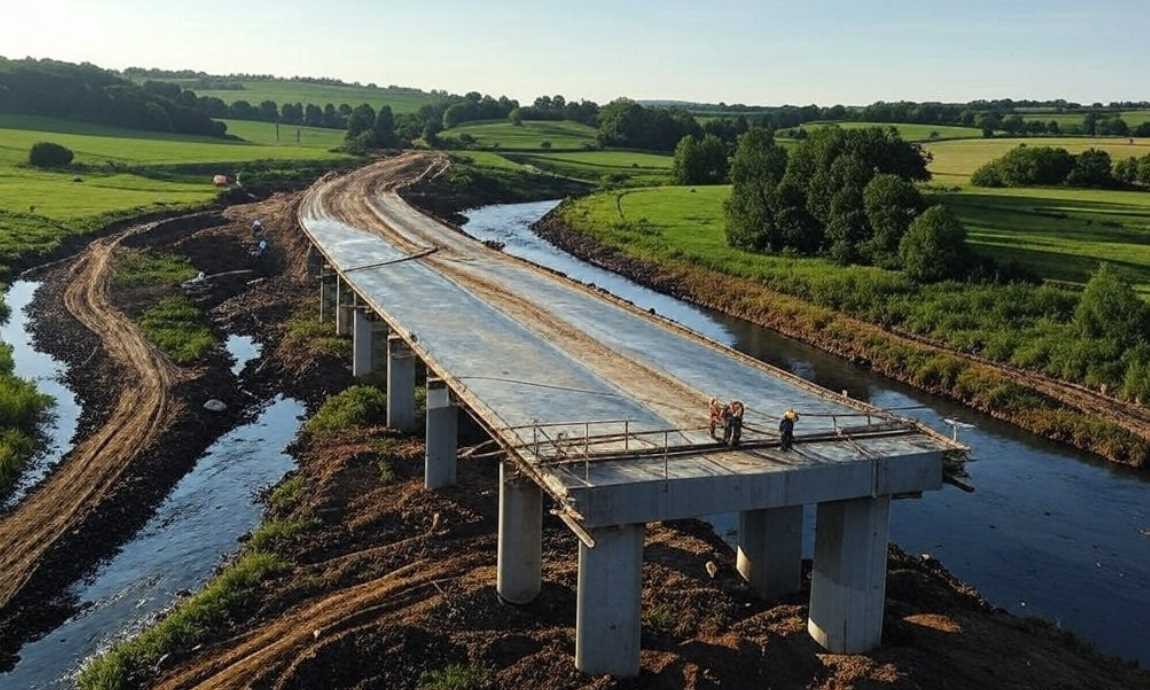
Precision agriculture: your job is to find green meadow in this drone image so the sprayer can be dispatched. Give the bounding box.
[445,119,597,150]
[799,121,983,142]
[1019,110,1150,128]
[0,114,349,272]
[924,136,1150,186]
[175,79,438,113]
[504,150,673,186]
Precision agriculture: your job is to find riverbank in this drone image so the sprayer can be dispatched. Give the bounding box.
[531,206,1149,471]
[0,193,353,674]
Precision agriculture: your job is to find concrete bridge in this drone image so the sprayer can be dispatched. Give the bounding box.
[298,156,962,677]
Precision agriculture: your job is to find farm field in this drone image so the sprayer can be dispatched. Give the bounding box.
[800,121,982,141]
[444,119,597,150]
[505,150,673,185]
[216,119,345,149]
[175,79,439,113]
[1020,110,1150,128]
[0,114,349,271]
[924,136,1150,186]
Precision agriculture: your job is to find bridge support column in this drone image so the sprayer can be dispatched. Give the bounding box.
[424,378,457,488]
[737,505,803,599]
[576,523,644,677]
[386,335,416,432]
[319,272,335,324]
[808,496,891,654]
[335,279,352,336]
[352,308,375,378]
[497,462,541,603]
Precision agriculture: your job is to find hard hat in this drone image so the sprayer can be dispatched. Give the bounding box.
[784,409,799,421]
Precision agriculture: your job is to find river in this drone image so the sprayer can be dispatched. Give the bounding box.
[0,280,304,689]
[461,199,1150,667]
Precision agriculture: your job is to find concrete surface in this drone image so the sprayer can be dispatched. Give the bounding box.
[387,334,416,432]
[497,462,542,604]
[575,523,644,677]
[425,377,457,488]
[737,505,803,599]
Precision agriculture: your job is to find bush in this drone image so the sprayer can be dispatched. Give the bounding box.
[28,142,74,168]
[970,145,1074,187]
[899,206,969,282]
[419,664,491,690]
[305,385,388,434]
[1066,149,1114,188]
[1073,263,1149,344]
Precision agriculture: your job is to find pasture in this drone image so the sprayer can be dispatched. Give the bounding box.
[176,80,438,114]
[1019,110,1150,128]
[504,150,673,186]
[798,121,982,142]
[0,114,349,271]
[444,120,597,150]
[216,119,345,149]
[924,136,1150,186]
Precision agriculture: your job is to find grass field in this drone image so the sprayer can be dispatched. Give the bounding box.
[444,120,597,150]
[0,114,349,272]
[798,121,983,142]
[1020,110,1150,128]
[504,150,673,185]
[176,80,439,113]
[924,136,1150,186]
[216,119,345,149]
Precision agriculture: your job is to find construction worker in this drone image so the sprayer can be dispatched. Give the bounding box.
[779,409,799,451]
[251,219,264,237]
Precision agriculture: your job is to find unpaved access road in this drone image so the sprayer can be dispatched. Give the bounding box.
[0,223,183,608]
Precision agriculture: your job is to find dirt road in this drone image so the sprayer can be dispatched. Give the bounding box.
[0,223,182,608]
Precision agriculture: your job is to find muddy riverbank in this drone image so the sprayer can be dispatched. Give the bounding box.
[0,195,349,681]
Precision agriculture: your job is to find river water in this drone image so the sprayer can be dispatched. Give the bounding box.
[0,281,304,689]
[461,200,1150,667]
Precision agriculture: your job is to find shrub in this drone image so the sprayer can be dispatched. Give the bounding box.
[305,385,387,434]
[138,296,216,363]
[28,142,74,168]
[1066,149,1114,188]
[1073,263,1149,344]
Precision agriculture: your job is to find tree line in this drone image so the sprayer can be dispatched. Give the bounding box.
[972,145,1150,189]
[0,57,227,137]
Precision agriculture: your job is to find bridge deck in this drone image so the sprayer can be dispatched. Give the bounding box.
[300,186,957,529]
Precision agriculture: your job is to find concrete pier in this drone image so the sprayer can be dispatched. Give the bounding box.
[424,378,457,488]
[319,273,333,324]
[335,279,351,336]
[576,523,644,677]
[497,462,542,603]
[807,496,891,654]
[386,334,416,432]
[737,505,803,599]
[352,308,374,378]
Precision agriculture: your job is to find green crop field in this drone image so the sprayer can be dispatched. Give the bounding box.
[216,119,345,149]
[1019,110,1150,128]
[444,120,597,150]
[503,150,673,186]
[173,80,439,113]
[799,121,983,142]
[0,114,349,271]
[924,136,1150,186]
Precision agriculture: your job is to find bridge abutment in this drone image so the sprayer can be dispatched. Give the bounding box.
[497,462,542,603]
[737,505,803,600]
[807,496,891,653]
[576,523,644,677]
[424,377,457,488]
[386,334,416,432]
[319,271,335,324]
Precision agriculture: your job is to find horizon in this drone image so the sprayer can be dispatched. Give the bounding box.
[5,1,1148,106]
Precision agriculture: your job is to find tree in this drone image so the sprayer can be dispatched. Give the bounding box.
[509,108,523,126]
[373,105,396,147]
[28,141,73,167]
[305,103,324,127]
[724,129,788,251]
[1074,263,1148,344]
[976,113,1001,137]
[899,205,969,282]
[1001,114,1025,135]
[863,174,924,266]
[346,103,376,139]
[423,120,443,147]
[672,134,728,185]
[1115,157,1139,185]
[1138,155,1150,186]
[1047,120,1061,135]
[1066,149,1114,187]
[258,100,279,122]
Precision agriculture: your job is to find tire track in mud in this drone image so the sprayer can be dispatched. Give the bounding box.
[0,224,183,608]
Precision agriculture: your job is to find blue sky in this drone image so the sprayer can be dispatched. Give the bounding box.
[5,0,1148,105]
